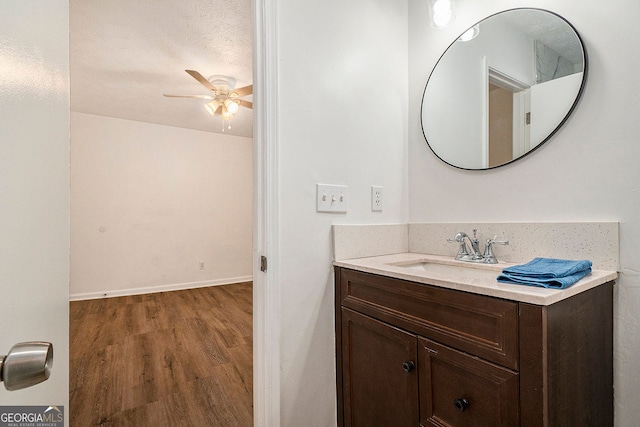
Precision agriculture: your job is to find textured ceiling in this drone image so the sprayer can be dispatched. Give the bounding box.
[493,9,584,65]
[70,0,253,138]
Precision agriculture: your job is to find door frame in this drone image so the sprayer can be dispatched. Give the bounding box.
[253,0,281,425]
[482,62,531,168]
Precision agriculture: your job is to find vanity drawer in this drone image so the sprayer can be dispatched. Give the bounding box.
[419,338,519,427]
[339,269,519,369]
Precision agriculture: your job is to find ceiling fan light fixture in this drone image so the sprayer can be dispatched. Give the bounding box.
[221,106,234,120]
[204,99,221,115]
[165,70,253,131]
[224,99,240,114]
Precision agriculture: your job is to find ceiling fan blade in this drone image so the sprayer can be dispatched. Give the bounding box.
[163,94,214,99]
[233,84,253,97]
[238,99,253,109]
[185,69,216,91]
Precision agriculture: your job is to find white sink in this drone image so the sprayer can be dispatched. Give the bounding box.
[392,261,500,280]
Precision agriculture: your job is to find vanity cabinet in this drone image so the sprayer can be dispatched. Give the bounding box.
[335,267,613,427]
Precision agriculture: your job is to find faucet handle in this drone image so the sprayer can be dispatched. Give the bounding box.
[483,236,509,264]
[446,232,466,243]
[487,235,509,246]
[447,233,471,260]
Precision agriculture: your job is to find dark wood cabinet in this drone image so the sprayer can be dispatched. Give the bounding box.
[341,308,419,426]
[335,267,613,427]
[419,337,518,426]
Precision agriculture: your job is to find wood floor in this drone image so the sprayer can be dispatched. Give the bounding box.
[69,283,253,426]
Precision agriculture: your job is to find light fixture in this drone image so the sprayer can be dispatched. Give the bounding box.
[219,105,235,131]
[204,99,221,115]
[428,0,455,28]
[205,98,239,131]
[164,72,252,132]
[203,85,241,130]
[221,106,233,121]
[224,98,240,114]
[458,24,479,42]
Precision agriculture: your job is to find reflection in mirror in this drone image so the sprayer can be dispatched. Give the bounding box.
[421,9,586,170]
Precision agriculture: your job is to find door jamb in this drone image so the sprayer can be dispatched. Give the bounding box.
[253,0,281,425]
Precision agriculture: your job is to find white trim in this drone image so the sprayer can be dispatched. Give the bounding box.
[512,89,531,158]
[69,276,253,301]
[253,0,281,426]
[488,66,529,91]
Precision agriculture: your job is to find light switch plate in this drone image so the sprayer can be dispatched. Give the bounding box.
[316,184,348,213]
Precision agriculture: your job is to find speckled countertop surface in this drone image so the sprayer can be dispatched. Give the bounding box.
[334,253,618,306]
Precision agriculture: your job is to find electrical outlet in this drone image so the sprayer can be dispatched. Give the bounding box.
[199,261,205,270]
[316,184,348,213]
[371,186,383,212]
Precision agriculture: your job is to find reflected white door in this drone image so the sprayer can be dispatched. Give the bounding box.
[0,1,70,423]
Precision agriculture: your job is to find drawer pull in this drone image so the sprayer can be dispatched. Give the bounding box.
[454,398,469,412]
[402,361,415,373]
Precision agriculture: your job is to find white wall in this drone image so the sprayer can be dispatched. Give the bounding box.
[530,72,583,148]
[70,113,252,298]
[409,0,640,425]
[275,0,409,424]
[0,1,69,421]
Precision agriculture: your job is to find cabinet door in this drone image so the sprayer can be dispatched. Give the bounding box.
[341,308,419,427]
[419,338,519,427]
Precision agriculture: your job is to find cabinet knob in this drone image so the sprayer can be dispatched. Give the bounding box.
[454,398,470,412]
[402,361,415,373]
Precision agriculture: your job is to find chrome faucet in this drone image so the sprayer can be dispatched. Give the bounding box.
[447,229,509,264]
[447,229,483,261]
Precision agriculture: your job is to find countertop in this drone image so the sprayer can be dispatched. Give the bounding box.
[334,253,618,305]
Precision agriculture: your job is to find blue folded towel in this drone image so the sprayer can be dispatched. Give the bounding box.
[497,257,592,289]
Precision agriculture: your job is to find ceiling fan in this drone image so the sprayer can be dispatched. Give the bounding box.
[163,70,253,130]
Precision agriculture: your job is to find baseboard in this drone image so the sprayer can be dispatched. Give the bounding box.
[69,275,253,301]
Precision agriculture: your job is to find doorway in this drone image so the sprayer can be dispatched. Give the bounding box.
[487,67,531,167]
[68,1,257,424]
[488,83,513,167]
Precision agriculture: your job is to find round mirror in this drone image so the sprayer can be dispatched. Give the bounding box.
[421,8,587,170]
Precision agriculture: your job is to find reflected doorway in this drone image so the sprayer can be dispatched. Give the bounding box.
[487,68,531,167]
[488,83,513,167]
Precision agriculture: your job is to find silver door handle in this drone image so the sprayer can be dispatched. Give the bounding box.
[0,342,53,391]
